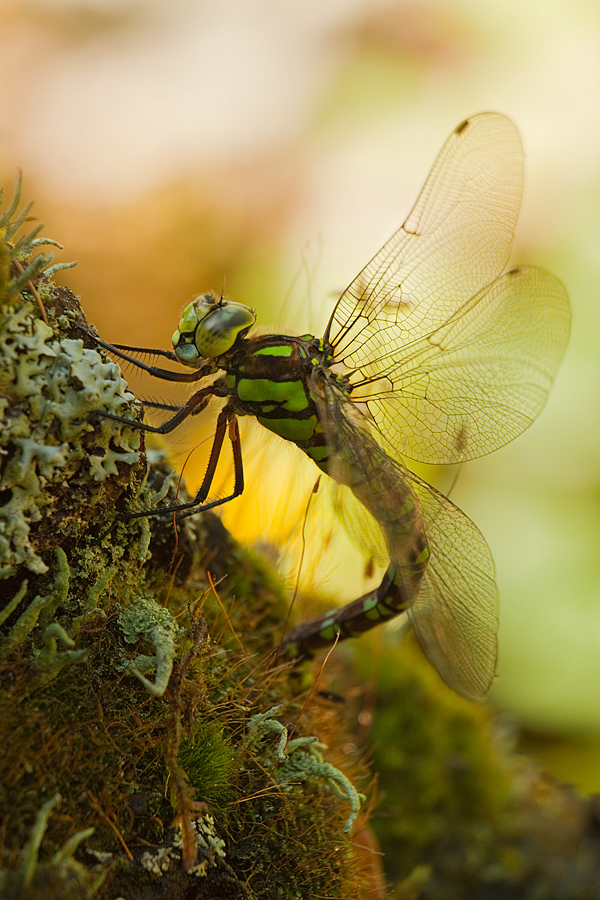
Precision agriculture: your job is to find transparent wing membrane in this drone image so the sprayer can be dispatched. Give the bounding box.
[315,373,498,698]
[406,473,499,699]
[350,266,570,463]
[326,114,523,354]
[325,113,569,464]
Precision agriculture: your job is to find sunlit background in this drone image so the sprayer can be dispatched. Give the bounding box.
[2,0,599,789]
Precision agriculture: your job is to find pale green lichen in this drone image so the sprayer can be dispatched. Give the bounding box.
[38,546,69,629]
[0,578,29,626]
[0,792,101,898]
[118,598,179,696]
[82,566,116,615]
[0,591,53,657]
[0,299,142,575]
[247,704,291,761]
[1,548,86,687]
[0,547,67,654]
[278,737,364,834]
[18,793,62,888]
[247,705,364,833]
[32,622,87,687]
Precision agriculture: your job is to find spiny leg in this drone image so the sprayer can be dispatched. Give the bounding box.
[75,326,214,383]
[112,341,179,361]
[128,409,244,520]
[138,399,208,417]
[84,383,216,436]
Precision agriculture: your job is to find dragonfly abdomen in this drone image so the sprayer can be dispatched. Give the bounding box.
[283,564,423,659]
[282,375,431,660]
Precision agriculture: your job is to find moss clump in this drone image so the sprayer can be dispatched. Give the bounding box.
[0,181,370,899]
[363,639,600,899]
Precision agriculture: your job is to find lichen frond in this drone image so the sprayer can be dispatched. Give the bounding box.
[0,173,76,298]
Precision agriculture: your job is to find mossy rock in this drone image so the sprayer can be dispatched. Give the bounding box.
[2,184,600,900]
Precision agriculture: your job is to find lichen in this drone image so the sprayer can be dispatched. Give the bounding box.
[0,793,102,900]
[139,814,226,877]
[118,597,180,696]
[32,622,87,686]
[247,704,364,833]
[0,298,142,575]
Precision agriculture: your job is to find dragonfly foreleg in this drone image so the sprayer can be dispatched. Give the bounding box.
[75,326,214,383]
[112,341,178,361]
[281,564,411,661]
[139,399,207,416]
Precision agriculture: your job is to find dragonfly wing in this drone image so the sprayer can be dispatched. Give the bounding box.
[325,112,570,464]
[314,370,498,699]
[313,370,428,600]
[406,471,499,699]
[326,113,523,358]
[327,478,389,568]
[352,265,571,463]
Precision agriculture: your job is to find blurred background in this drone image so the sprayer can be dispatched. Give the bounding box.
[1,0,599,789]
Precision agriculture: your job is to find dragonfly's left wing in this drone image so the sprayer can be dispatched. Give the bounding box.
[327,468,499,700]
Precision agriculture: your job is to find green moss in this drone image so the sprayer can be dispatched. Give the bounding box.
[178,723,236,812]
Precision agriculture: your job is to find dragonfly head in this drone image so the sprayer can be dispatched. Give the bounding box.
[172,292,256,365]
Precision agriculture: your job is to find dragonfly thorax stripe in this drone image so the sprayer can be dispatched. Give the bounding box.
[224,334,332,463]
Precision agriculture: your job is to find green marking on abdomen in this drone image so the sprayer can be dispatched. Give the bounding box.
[257,413,319,442]
[307,446,329,464]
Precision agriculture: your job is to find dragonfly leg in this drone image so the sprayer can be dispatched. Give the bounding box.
[137,399,207,416]
[127,409,244,520]
[281,565,411,660]
[76,326,213,383]
[138,399,182,413]
[83,384,216,435]
[112,341,178,362]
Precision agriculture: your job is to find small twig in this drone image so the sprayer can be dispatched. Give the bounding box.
[87,791,133,861]
[12,257,48,324]
[285,634,339,757]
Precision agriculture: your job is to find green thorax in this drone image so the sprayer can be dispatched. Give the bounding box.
[221,333,335,470]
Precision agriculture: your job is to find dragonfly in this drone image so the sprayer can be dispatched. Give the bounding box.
[88,113,570,700]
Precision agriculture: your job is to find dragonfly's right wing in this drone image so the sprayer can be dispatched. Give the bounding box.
[316,371,499,699]
[351,265,571,464]
[324,113,569,465]
[405,471,499,700]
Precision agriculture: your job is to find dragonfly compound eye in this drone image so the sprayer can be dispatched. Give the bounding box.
[172,295,256,363]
